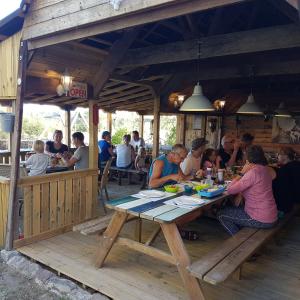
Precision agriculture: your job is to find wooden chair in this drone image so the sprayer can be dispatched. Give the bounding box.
[99,159,112,214]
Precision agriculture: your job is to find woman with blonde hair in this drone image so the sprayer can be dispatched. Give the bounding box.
[25,140,50,176]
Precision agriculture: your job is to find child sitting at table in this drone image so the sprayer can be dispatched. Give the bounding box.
[135,147,149,172]
[201,148,220,175]
[25,140,51,176]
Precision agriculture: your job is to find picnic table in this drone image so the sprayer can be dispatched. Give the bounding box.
[95,187,230,300]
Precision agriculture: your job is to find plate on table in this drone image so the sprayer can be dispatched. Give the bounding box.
[138,190,166,198]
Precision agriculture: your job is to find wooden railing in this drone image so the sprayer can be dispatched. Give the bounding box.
[13,169,99,248]
[0,177,10,247]
[0,151,27,164]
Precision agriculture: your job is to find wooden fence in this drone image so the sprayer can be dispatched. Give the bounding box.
[0,178,10,247]
[0,151,27,164]
[9,169,99,248]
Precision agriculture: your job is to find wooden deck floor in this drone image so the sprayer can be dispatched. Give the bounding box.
[17,214,300,300]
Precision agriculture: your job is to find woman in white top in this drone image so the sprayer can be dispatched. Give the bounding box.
[116,134,135,168]
[180,138,208,177]
[25,140,50,176]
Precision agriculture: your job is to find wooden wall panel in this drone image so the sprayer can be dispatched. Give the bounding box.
[223,116,300,153]
[0,31,22,100]
[0,180,10,247]
[184,115,206,149]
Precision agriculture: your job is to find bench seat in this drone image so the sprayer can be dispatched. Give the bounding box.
[188,206,299,285]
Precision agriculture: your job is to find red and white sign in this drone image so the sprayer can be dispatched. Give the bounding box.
[69,81,88,99]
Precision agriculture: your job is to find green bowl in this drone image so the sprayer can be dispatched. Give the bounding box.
[164,185,179,193]
[194,184,210,192]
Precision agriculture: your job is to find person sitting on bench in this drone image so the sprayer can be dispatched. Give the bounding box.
[148,144,189,188]
[217,145,278,235]
[116,134,135,169]
[98,131,114,167]
[272,147,300,213]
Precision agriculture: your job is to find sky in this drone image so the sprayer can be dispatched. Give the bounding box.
[0,0,21,20]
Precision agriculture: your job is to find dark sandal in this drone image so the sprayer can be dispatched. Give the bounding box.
[180,230,200,241]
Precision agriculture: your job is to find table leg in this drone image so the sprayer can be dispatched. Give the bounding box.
[95,211,128,268]
[160,223,206,300]
[145,226,161,246]
[134,219,142,242]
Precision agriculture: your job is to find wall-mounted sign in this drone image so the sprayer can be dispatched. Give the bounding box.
[69,81,88,99]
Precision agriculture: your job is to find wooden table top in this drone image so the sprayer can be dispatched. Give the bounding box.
[106,189,229,224]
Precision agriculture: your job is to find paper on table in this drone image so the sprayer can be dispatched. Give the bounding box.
[164,196,205,210]
[131,191,175,202]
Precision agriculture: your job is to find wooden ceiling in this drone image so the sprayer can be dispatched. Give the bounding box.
[24,0,300,114]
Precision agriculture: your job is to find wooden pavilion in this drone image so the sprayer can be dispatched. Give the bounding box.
[0,0,300,299]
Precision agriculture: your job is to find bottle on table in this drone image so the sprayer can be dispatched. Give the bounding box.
[217,169,224,184]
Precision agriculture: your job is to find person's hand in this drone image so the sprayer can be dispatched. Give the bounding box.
[233,140,241,151]
[196,169,204,178]
[233,194,244,207]
[241,162,255,175]
[56,153,63,159]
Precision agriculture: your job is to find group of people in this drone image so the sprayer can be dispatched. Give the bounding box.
[148,133,300,236]
[25,130,89,176]
[98,130,149,172]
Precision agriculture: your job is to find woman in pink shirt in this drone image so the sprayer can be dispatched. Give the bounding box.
[218,145,278,235]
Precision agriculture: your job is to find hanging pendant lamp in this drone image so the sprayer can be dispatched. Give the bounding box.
[179,82,214,112]
[237,93,263,115]
[274,102,291,118]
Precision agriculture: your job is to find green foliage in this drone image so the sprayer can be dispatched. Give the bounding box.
[160,116,177,146]
[166,125,176,146]
[111,128,128,145]
[22,117,45,139]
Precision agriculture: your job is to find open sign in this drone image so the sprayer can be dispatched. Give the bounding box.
[69,81,87,99]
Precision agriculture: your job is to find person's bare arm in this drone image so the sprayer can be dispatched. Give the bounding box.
[57,153,77,168]
[227,141,240,167]
[135,156,139,170]
[149,160,179,188]
[108,147,114,157]
[44,143,52,156]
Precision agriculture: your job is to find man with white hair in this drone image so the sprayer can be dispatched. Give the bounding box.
[149,144,188,188]
[218,135,242,168]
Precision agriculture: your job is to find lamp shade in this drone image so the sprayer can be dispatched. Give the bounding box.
[275,102,291,118]
[237,94,263,115]
[179,83,214,112]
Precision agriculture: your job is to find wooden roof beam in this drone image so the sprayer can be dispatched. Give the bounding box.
[268,0,299,22]
[26,0,247,50]
[285,0,299,10]
[120,24,300,68]
[92,28,140,98]
[109,74,159,96]
[101,86,150,101]
[99,90,153,106]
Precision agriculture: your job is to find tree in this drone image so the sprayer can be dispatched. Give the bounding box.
[22,117,45,139]
[166,125,176,145]
[112,128,128,145]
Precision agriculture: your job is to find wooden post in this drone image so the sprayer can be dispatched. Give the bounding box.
[5,40,28,250]
[139,115,144,138]
[176,114,186,144]
[64,109,71,147]
[152,97,160,159]
[88,100,99,169]
[106,112,112,133]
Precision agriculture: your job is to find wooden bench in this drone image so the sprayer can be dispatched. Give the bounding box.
[102,165,148,188]
[188,206,299,285]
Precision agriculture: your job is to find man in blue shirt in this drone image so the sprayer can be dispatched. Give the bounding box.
[98,131,114,167]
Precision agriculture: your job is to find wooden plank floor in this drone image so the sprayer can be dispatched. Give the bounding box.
[17,215,300,300]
